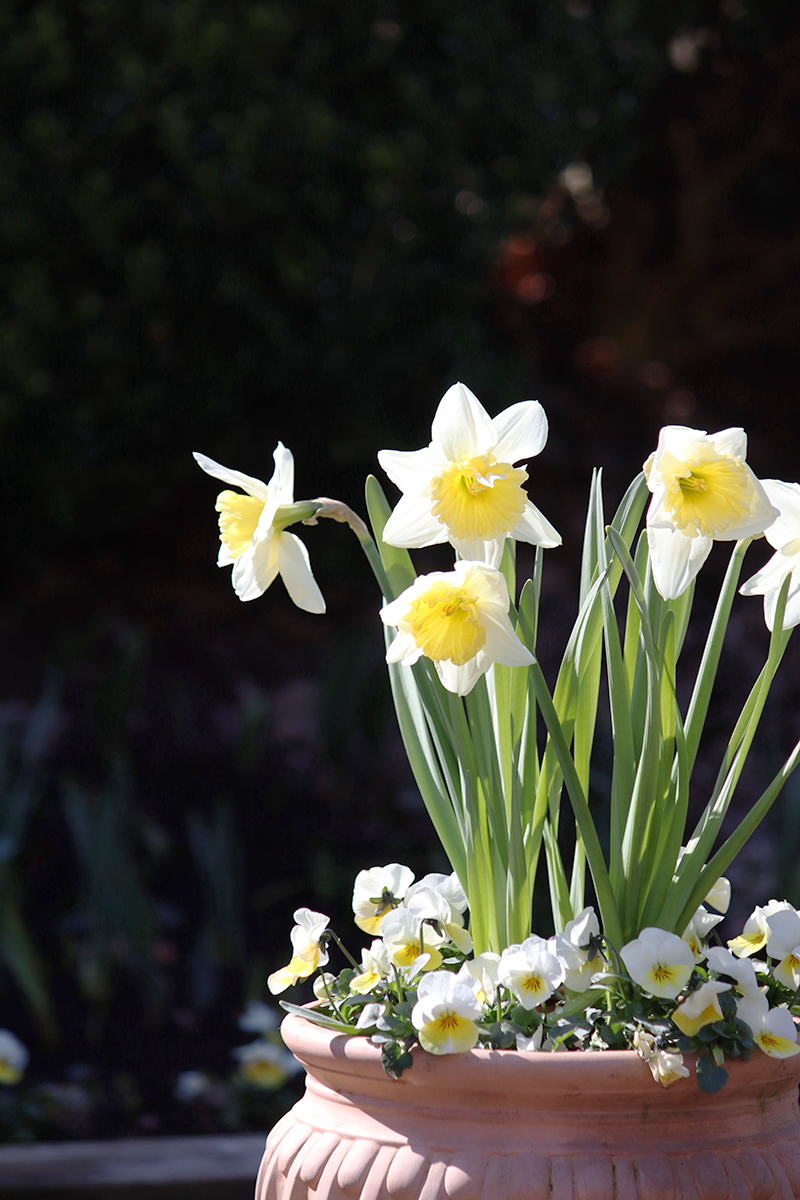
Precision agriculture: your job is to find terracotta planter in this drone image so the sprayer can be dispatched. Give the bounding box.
[256,1012,800,1200]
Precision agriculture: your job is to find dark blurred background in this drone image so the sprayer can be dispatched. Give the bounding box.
[1,0,800,1141]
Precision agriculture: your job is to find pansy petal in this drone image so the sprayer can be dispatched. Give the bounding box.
[647,525,712,600]
[277,532,326,613]
[193,452,269,501]
[431,382,495,461]
[382,493,449,548]
[511,500,562,549]
[492,400,549,462]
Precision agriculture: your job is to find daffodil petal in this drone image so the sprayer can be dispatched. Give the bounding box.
[232,538,280,602]
[377,446,446,494]
[277,532,326,613]
[491,400,549,463]
[647,525,712,601]
[192,452,269,501]
[269,442,296,506]
[382,493,449,549]
[385,629,423,665]
[511,500,562,549]
[435,655,487,696]
[431,382,495,462]
[481,613,535,666]
[762,480,800,546]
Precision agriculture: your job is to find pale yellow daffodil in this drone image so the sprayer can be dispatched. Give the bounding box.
[378,382,560,566]
[740,480,800,630]
[194,443,325,611]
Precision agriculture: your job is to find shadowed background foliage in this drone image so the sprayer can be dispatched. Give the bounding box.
[1,0,799,1141]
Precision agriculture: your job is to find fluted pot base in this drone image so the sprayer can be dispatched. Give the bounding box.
[256,1013,800,1200]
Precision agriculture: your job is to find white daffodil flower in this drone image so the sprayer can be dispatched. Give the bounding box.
[728,899,792,958]
[620,928,695,1000]
[232,1039,301,1088]
[352,863,415,935]
[681,905,724,963]
[238,1000,280,1035]
[764,906,800,989]
[457,953,501,1006]
[642,425,777,599]
[671,980,731,1037]
[411,970,484,1054]
[380,560,535,697]
[705,946,761,998]
[380,908,444,972]
[736,995,800,1059]
[194,443,325,611]
[632,1028,690,1087]
[740,480,800,630]
[267,907,330,994]
[554,906,601,992]
[0,1031,28,1085]
[377,382,561,566]
[350,940,392,994]
[497,936,565,1010]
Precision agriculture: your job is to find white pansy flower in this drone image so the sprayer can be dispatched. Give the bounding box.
[764,907,800,990]
[238,1000,280,1035]
[380,561,535,697]
[672,980,731,1037]
[704,876,731,914]
[406,886,472,954]
[378,382,560,567]
[457,953,501,1006]
[620,928,695,1000]
[355,1002,386,1030]
[380,907,443,972]
[555,906,602,992]
[736,995,800,1059]
[632,1028,690,1087]
[497,936,564,1010]
[352,864,415,935]
[642,425,777,599]
[0,1031,28,1085]
[194,443,325,611]
[681,905,724,963]
[516,1025,544,1052]
[411,970,484,1054]
[728,900,793,958]
[740,480,800,630]
[705,946,761,998]
[406,872,468,914]
[350,940,391,994]
[174,1071,213,1102]
[267,908,330,994]
[232,1040,301,1088]
[312,973,337,1002]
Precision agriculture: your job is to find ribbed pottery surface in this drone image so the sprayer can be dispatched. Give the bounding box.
[255,1013,800,1200]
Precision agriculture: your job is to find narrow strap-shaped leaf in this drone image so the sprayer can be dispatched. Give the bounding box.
[364,474,417,600]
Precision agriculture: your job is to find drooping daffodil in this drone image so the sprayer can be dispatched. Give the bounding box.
[740,480,800,630]
[411,970,484,1054]
[377,382,561,567]
[0,1031,28,1085]
[728,899,793,958]
[194,443,325,611]
[642,425,777,600]
[380,560,535,696]
[352,863,415,935]
[632,1028,690,1088]
[267,908,330,994]
[497,936,564,1010]
[736,995,800,1059]
[620,928,695,1000]
[671,980,731,1037]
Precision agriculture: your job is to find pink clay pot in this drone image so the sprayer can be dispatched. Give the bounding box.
[256,1012,800,1199]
